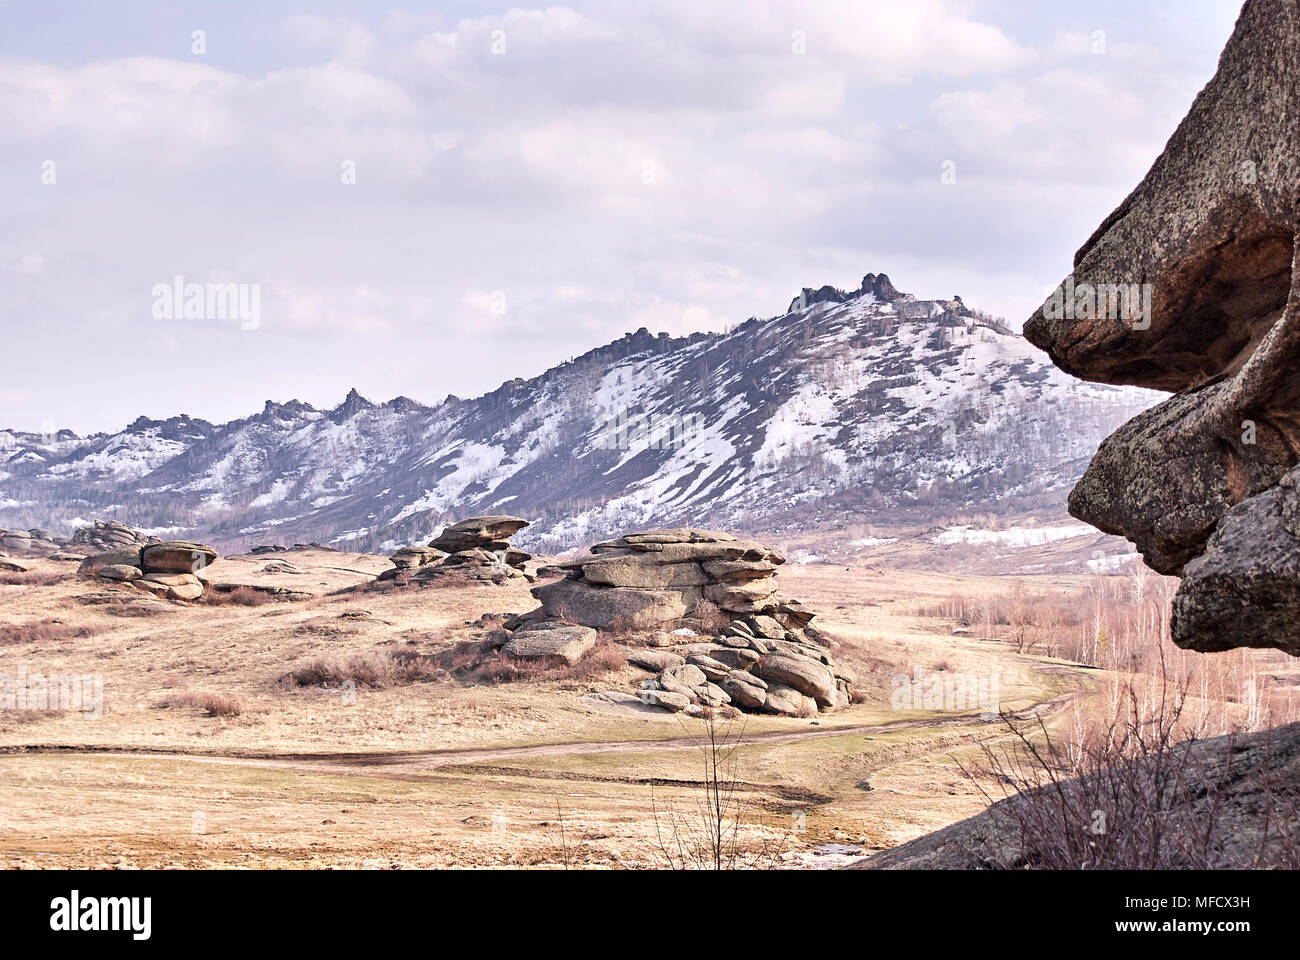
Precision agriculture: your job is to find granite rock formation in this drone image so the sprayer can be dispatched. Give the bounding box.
[518,528,852,714]
[78,536,218,602]
[376,515,533,585]
[1024,0,1300,655]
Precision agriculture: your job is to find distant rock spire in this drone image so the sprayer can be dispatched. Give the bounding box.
[859,273,901,301]
[331,387,374,422]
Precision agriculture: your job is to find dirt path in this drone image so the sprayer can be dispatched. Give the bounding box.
[5,674,1085,777]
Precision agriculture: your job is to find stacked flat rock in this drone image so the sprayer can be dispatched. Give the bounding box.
[377,515,533,584]
[0,527,65,555]
[1023,0,1300,656]
[534,529,789,628]
[71,520,151,554]
[522,528,853,715]
[79,539,218,602]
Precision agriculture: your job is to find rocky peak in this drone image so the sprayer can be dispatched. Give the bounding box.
[330,387,374,423]
[859,272,902,302]
[787,285,850,314]
[259,399,316,423]
[787,272,910,316]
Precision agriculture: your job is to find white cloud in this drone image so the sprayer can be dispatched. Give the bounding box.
[0,0,1233,431]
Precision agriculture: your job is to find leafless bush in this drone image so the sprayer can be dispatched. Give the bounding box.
[0,619,102,645]
[280,648,440,689]
[471,639,627,685]
[201,585,272,607]
[0,570,65,586]
[688,599,731,634]
[964,658,1229,869]
[159,690,242,718]
[652,710,790,869]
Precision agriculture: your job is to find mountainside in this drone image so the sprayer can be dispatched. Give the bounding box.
[0,274,1158,555]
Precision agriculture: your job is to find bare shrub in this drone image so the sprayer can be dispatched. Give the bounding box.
[688,599,730,634]
[160,690,242,718]
[471,639,628,685]
[202,585,272,607]
[280,648,440,690]
[652,710,791,869]
[963,659,1228,869]
[0,619,102,646]
[0,709,48,730]
[0,570,64,587]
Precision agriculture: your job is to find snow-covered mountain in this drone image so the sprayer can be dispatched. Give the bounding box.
[0,274,1157,554]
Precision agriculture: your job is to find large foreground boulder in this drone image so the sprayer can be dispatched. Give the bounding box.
[141,541,218,574]
[501,624,598,665]
[1023,0,1300,655]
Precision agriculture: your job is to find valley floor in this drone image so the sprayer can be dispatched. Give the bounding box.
[0,555,1211,868]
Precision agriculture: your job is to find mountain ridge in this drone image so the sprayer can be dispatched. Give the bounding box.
[0,273,1159,555]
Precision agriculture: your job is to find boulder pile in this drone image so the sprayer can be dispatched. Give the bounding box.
[1023,0,1300,656]
[377,515,534,585]
[78,539,218,602]
[517,528,853,715]
[632,612,855,716]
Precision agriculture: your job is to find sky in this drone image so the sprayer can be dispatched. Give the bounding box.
[0,0,1243,433]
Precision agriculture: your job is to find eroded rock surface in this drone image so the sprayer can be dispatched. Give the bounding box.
[515,528,853,714]
[376,515,533,585]
[1023,0,1300,654]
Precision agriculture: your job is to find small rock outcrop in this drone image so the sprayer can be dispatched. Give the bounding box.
[501,623,597,665]
[377,515,534,585]
[518,528,853,715]
[0,527,66,555]
[1023,0,1300,656]
[78,537,218,602]
[71,520,148,554]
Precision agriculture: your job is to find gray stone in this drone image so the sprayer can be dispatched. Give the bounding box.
[141,541,218,575]
[642,689,691,712]
[685,654,731,682]
[532,577,690,630]
[626,649,686,672]
[753,654,838,707]
[1022,0,1300,655]
[720,672,767,710]
[98,564,142,581]
[502,624,598,665]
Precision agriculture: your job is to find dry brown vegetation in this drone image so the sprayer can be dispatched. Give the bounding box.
[1,549,1296,869]
[0,569,66,587]
[159,690,243,718]
[0,619,102,645]
[279,647,442,690]
[201,585,274,607]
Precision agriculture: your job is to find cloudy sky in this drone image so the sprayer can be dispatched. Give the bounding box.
[1,0,1241,433]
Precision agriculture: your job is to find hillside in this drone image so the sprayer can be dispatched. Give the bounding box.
[0,274,1157,554]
